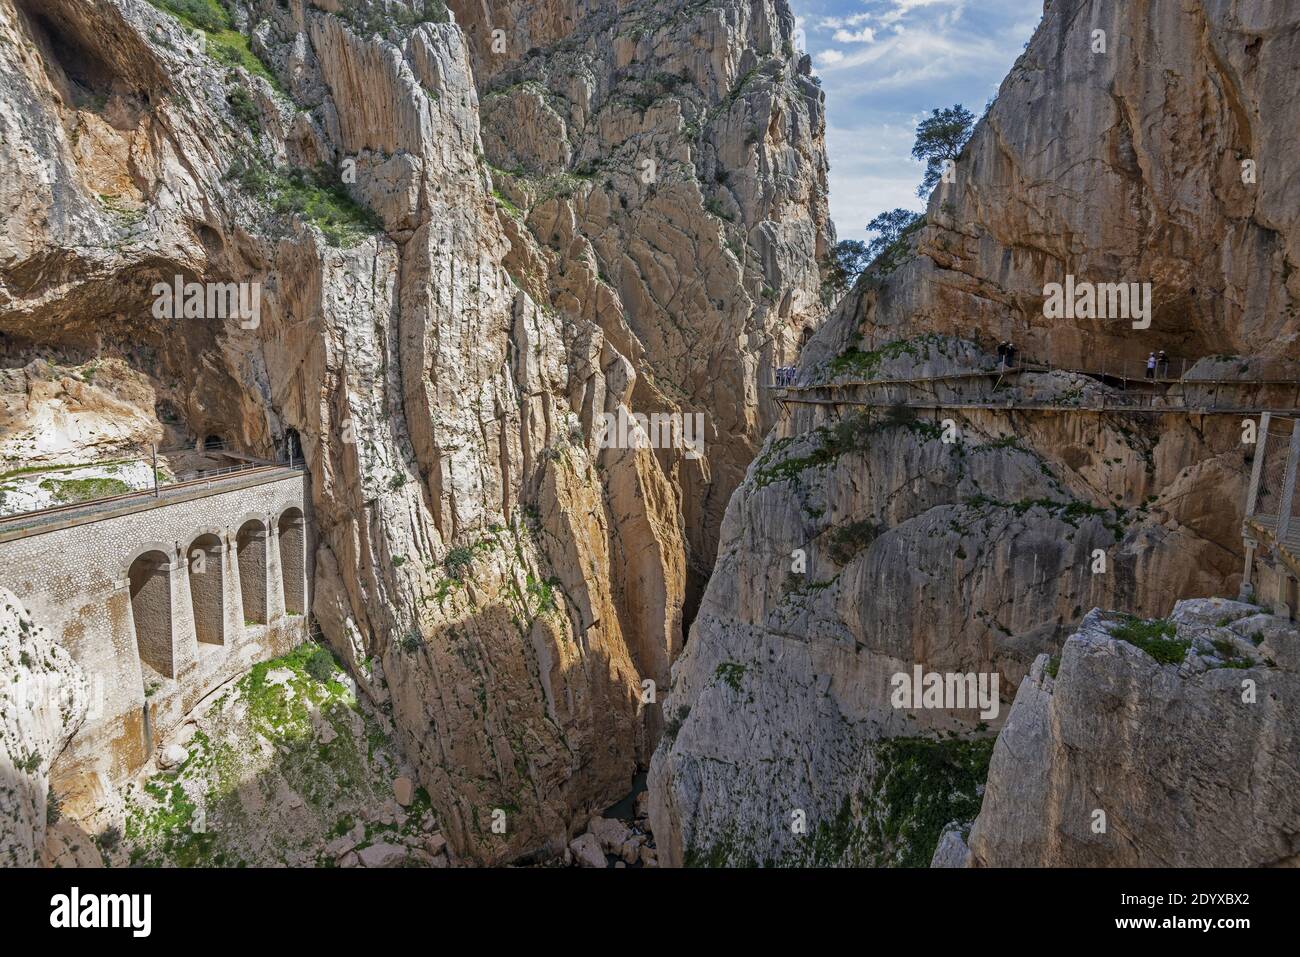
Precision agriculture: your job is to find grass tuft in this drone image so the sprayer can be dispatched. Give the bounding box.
[228,159,382,247]
[1108,616,1189,665]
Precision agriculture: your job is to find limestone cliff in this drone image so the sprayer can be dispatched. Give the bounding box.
[0,0,828,864]
[0,588,87,867]
[945,599,1300,867]
[649,0,1300,866]
[448,0,832,616]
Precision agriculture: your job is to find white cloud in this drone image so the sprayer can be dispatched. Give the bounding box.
[824,123,925,233]
[819,12,873,30]
[813,24,1006,92]
[880,0,962,25]
[811,0,1042,234]
[833,27,876,43]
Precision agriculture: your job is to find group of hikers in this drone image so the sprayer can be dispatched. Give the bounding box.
[773,366,799,386]
[996,341,1173,379]
[1146,350,1171,378]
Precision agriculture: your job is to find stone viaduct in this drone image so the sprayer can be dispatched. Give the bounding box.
[0,467,312,814]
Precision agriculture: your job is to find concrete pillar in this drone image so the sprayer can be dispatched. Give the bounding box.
[276,509,307,617]
[169,545,197,679]
[1276,574,1295,621]
[186,534,226,647]
[221,531,242,646]
[267,512,286,622]
[127,551,176,680]
[236,521,270,626]
[109,578,151,774]
[1239,538,1257,601]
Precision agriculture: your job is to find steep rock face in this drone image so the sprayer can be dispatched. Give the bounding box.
[92,641,444,869]
[0,358,163,469]
[649,0,1300,867]
[647,336,1254,866]
[951,599,1300,867]
[449,0,832,610]
[0,588,87,867]
[869,0,1299,363]
[0,0,829,864]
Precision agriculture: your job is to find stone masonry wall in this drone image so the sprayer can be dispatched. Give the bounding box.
[0,472,311,815]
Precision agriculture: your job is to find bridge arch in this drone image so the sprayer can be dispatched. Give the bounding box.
[277,507,306,616]
[236,518,269,625]
[128,549,175,679]
[120,540,178,582]
[187,531,225,646]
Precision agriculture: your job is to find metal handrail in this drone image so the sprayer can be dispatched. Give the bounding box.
[770,391,1299,416]
[849,333,1300,377]
[0,441,251,485]
[0,461,304,527]
[766,349,1300,392]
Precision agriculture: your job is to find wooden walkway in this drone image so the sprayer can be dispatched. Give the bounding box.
[1244,513,1300,584]
[764,361,1300,390]
[783,362,1300,391]
[763,357,1300,416]
[768,393,1295,416]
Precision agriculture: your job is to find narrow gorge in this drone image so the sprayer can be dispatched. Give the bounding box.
[0,0,1296,875]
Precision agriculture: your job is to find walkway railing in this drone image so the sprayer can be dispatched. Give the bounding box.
[1241,415,1300,597]
[844,334,1300,382]
[765,355,1300,392]
[0,461,304,529]
[761,344,1300,419]
[769,392,1299,416]
[1002,354,1296,385]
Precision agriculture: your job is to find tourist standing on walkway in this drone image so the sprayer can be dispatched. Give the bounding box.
[1146,352,1157,379]
[1157,350,1169,377]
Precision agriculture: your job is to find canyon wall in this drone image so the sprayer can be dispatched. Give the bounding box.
[0,0,829,863]
[649,0,1300,866]
[0,588,87,867]
[950,599,1300,867]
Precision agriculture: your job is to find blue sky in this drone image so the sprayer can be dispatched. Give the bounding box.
[791,0,1043,238]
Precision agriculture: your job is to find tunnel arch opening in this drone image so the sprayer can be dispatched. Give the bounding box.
[284,428,302,465]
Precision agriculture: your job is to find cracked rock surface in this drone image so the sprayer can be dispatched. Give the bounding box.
[0,0,828,865]
[648,0,1300,867]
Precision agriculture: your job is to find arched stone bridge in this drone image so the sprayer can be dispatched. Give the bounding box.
[0,468,310,812]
